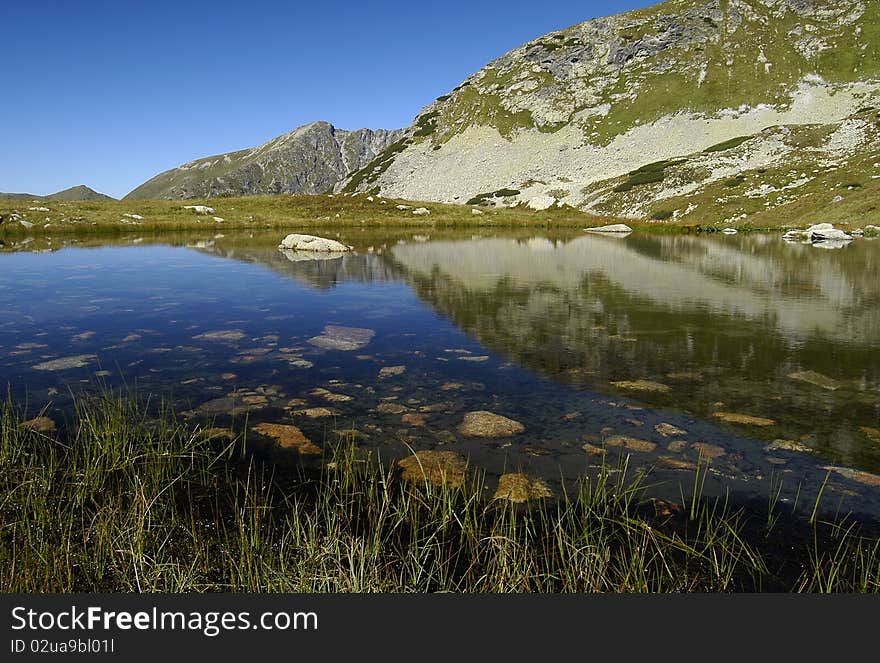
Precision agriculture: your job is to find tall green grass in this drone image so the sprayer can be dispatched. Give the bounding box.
[1,392,878,592]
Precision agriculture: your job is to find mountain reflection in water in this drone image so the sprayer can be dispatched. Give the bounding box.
[1,229,879,522]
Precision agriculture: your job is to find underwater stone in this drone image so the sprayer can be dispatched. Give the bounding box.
[398,450,467,487]
[308,325,375,351]
[604,435,657,452]
[492,473,553,502]
[458,411,525,437]
[712,411,776,427]
[252,422,321,455]
[31,354,96,371]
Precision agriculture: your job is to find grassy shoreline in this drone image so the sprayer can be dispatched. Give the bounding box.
[2,392,878,592]
[0,194,806,237]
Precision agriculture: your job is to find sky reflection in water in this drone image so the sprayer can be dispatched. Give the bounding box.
[1,229,879,521]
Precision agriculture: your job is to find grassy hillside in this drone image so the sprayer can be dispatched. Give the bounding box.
[343,0,880,223]
[0,194,627,235]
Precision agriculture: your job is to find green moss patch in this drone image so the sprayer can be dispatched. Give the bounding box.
[466,188,522,205]
[614,160,684,193]
[704,136,753,154]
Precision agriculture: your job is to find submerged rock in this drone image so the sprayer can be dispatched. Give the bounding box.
[458,411,525,437]
[20,416,57,434]
[860,426,880,442]
[310,387,353,403]
[31,354,96,371]
[293,407,338,419]
[691,442,726,459]
[657,456,698,471]
[193,329,247,342]
[251,422,321,455]
[278,234,352,252]
[765,439,814,453]
[610,380,670,394]
[822,466,880,487]
[308,325,375,351]
[604,435,657,453]
[193,396,263,416]
[196,427,235,441]
[377,402,408,414]
[378,365,406,378]
[787,370,839,391]
[401,413,428,427]
[397,450,467,487]
[712,411,776,427]
[655,422,687,437]
[492,473,553,502]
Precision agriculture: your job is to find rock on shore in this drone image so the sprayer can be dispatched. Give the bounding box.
[279,234,353,252]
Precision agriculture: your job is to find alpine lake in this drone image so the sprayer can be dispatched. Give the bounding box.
[2,226,879,526]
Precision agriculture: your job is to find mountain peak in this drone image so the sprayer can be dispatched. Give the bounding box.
[0,185,115,201]
[125,121,404,200]
[46,185,115,201]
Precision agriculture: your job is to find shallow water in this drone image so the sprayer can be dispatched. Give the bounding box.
[2,228,879,521]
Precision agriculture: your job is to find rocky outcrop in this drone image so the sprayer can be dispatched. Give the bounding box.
[584,224,633,233]
[782,223,853,243]
[278,234,352,252]
[126,121,404,200]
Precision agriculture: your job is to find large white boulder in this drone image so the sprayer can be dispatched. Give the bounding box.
[583,224,633,233]
[278,233,353,252]
[183,205,215,215]
[783,223,852,243]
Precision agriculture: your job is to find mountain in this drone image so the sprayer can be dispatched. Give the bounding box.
[125,121,404,200]
[0,193,37,200]
[341,0,880,225]
[45,185,115,201]
[0,185,114,201]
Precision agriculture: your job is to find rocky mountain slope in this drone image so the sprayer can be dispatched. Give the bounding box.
[0,185,114,201]
[341,0,880,225]
[126,122,404,200]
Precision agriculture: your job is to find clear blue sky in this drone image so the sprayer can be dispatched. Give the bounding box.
[1,0,657,198]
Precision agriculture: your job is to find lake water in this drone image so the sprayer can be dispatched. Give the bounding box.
[2,228,879,521]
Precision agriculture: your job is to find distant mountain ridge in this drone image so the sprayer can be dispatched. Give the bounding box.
[0,185,115,201]
[125,121,404,200]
